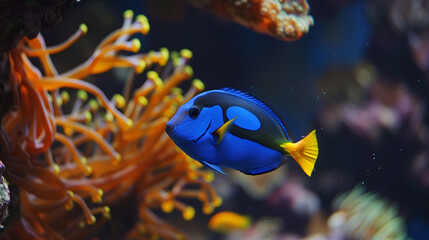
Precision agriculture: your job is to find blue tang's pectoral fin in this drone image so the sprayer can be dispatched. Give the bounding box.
[202,161,227,175]
[211,117,237,144]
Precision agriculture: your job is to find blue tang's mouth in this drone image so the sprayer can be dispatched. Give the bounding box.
[165,119,212,144]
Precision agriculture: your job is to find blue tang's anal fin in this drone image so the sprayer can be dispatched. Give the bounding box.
[240,160,285,175]
[202,161,227,175]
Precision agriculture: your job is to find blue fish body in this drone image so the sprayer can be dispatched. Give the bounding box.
[166,88,318,176]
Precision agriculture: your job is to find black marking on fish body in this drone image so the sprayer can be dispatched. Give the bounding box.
[193,90,293,154]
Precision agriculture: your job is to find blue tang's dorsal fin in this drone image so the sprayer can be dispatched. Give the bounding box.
[220,88,292,140]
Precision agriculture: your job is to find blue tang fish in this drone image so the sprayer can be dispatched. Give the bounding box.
[165,88,319,176]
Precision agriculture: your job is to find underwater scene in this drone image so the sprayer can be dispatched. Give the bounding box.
[0,0,428,239]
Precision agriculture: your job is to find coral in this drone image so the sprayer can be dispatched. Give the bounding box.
[1,10,220,240]
[188,0,314,41]
[0,160,9,228]
[214,186,409,239]
[316,62,424,141]
[233,186,409,240]
[268,181,320,218]
[327,186,409,240]
[388,0,429,33]
[224,217,283,240]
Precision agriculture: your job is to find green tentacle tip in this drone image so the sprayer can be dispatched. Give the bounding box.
[160,47,169,66]
[184,65,194,77]
[124,9,134,18]
[136,14,148,24]
[131,38,141,52]
[77,90,88,101]
[136,14,150,33]
[126,118,133,128]
[192,79,204,91]
[113,94,126,108]
[180,49,193,59]
[61,91,70,103]
[147,71,159,80]
[137,96,148,106]
[183,207,195,221]
[135,60,146,74]
[79,23,88,34]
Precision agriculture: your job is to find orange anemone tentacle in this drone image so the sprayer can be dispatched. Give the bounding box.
[3,11,221,240]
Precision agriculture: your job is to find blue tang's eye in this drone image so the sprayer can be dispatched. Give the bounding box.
[189,107,200,119]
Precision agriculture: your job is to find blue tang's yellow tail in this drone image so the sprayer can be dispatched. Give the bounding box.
[281,130,318,177]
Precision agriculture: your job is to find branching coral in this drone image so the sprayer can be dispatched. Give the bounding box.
[1,10,221,240]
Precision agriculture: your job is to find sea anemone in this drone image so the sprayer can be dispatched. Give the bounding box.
[1,10,221,240]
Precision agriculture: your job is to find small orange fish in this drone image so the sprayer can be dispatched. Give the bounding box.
[208,211,251,233]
